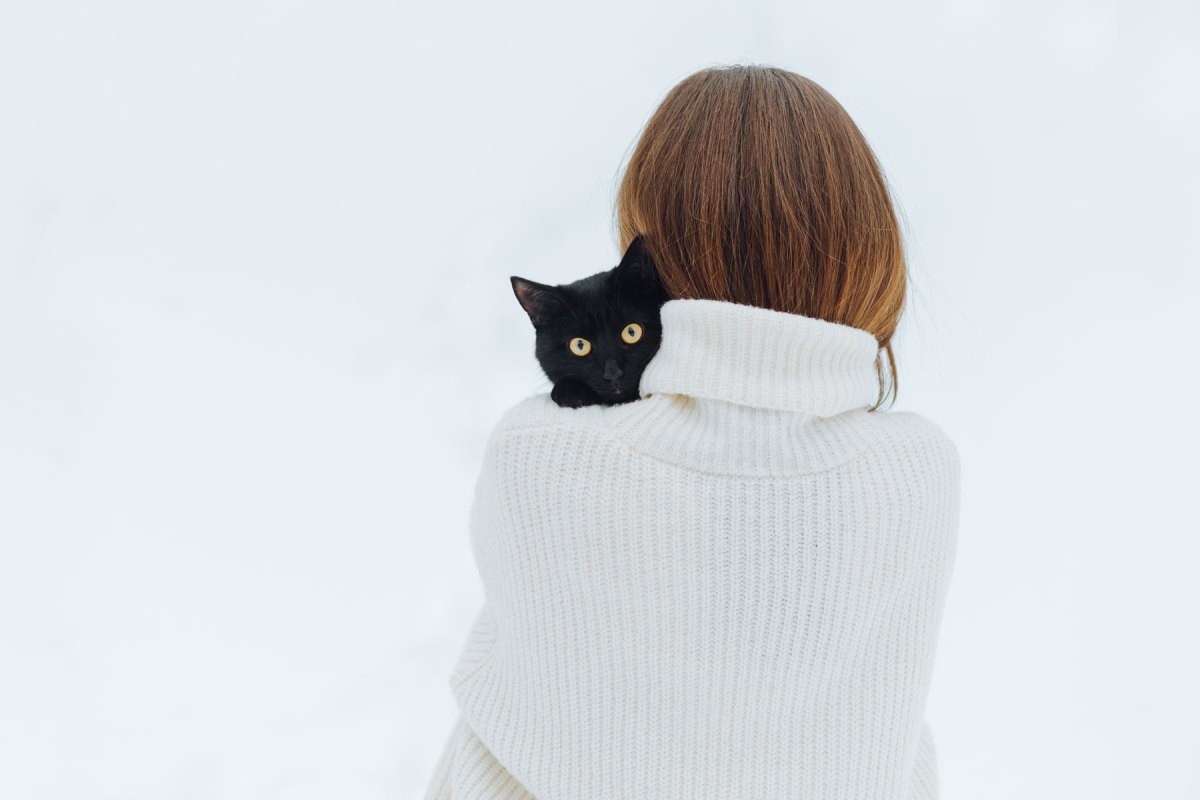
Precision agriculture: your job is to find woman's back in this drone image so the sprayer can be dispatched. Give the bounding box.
[427,298,960,799]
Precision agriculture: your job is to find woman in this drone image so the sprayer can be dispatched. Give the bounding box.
[424,64,960,800]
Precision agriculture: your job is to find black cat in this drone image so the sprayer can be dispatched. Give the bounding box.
[511,236,670,408]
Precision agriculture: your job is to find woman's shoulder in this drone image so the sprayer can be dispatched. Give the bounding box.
[483,391,655,441]
[486,392,572,435]
[472,393,652,495]
[869,410,960,468]
[847,409,960,493]
[481,392,959,483]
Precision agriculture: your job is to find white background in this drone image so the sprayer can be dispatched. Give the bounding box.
[2,1,1198,798]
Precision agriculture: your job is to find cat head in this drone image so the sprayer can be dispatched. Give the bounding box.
[510,236,670,405]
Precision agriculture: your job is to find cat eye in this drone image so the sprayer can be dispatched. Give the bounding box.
[620,323,643,344]
[568,337,592,356]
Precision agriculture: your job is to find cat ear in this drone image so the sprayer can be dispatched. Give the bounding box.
[616,235,654,277]
[614,235,667,299]
[510,276,567,328]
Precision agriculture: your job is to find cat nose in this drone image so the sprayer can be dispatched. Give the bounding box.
[603,359,623,382]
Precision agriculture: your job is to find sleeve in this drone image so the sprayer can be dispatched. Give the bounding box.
[421,712,537,800]
[907,719,940,800]
[422,716,458,800]
[422,395,560,800]
[895,415,959,800]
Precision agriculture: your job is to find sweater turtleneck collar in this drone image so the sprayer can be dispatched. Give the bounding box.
[637,298,882,417]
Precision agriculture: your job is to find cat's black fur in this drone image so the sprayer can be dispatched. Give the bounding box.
[511,236,670,408]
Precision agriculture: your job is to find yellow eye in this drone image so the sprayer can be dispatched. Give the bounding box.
[620,323,643,344]
[568,337,592,356]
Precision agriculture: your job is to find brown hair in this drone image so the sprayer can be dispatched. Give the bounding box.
[614,65,907,411]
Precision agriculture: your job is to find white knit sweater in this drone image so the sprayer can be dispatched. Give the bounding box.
[424,298,960,800]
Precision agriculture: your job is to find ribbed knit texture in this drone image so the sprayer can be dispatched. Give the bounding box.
[425,298,961,800]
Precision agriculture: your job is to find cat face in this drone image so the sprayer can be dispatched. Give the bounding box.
[511,236,669,405]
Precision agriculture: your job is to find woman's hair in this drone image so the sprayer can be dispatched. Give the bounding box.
[615,64,907,411]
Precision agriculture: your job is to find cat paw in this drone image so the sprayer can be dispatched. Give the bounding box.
[551,381,599,408]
